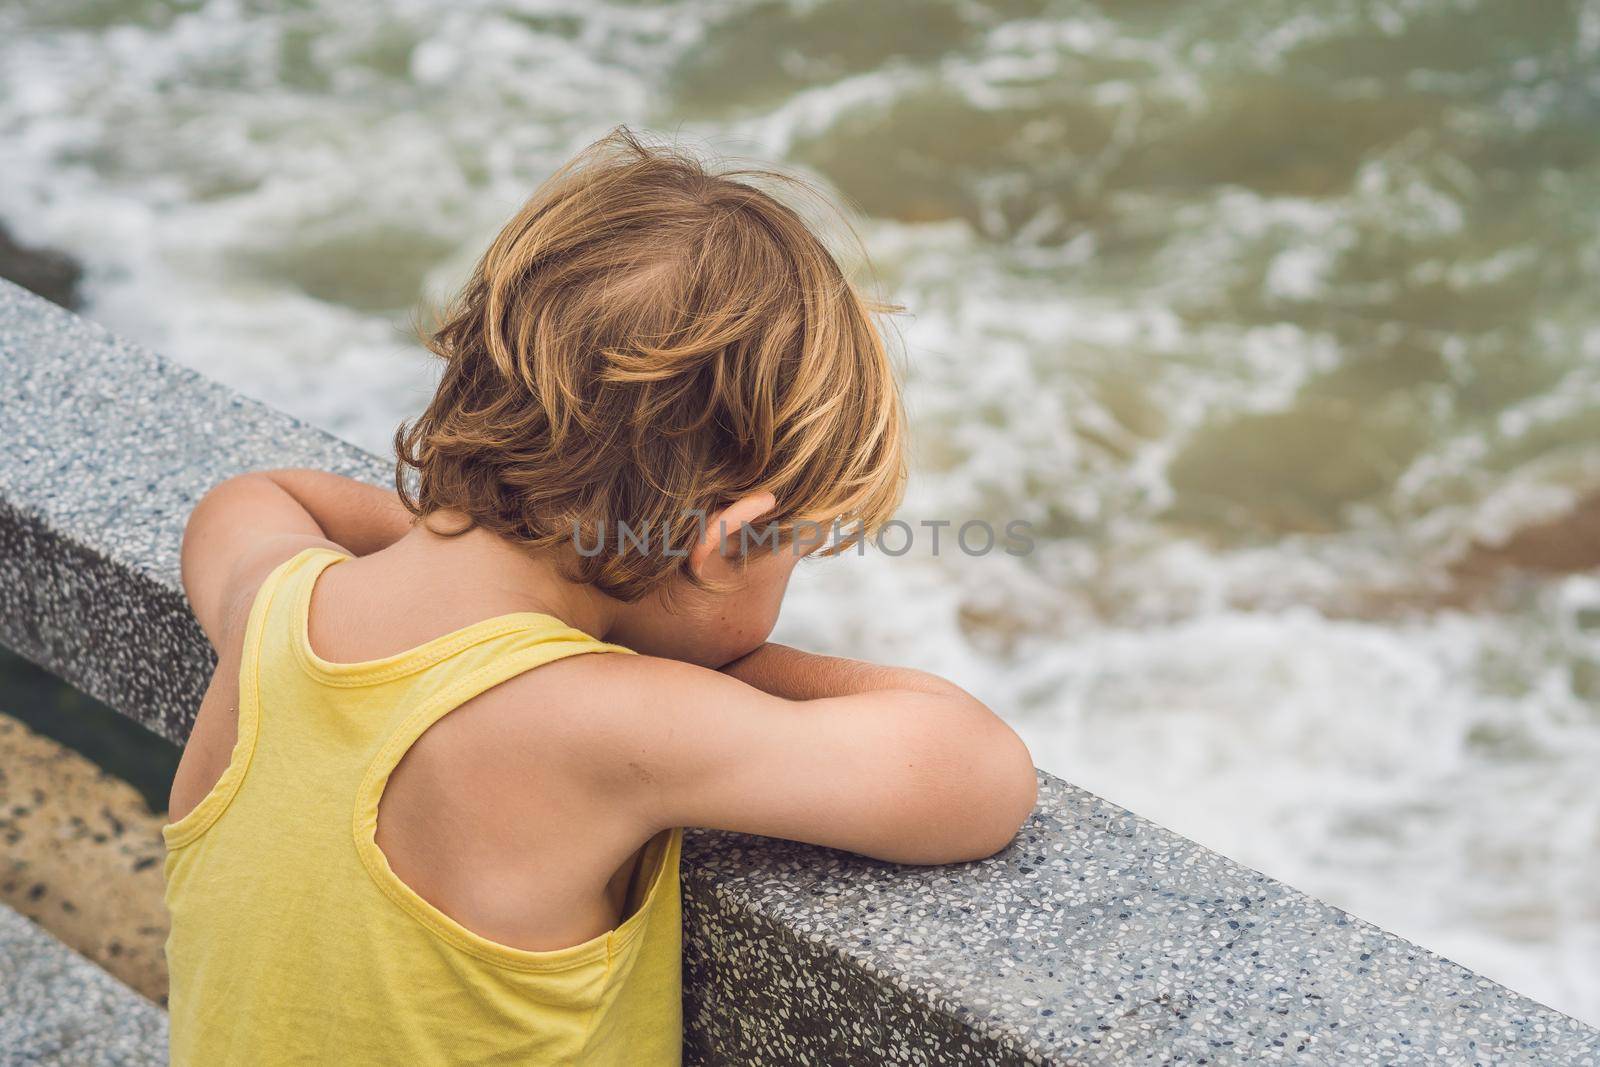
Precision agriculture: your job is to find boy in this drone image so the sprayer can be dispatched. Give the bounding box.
[163,129,1036,1065]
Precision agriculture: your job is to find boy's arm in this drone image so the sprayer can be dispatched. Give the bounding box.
[574,650,1038,865]
[719,642,978,702]
[181,469,413,649]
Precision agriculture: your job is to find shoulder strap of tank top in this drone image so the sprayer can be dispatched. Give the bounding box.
[164,546,322,848]
[280,546,634,693]
[353,620,634,816]
[340,566,633,953]
[348,609,636,966]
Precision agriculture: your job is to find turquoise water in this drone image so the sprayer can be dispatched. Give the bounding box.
[2,0,1597,1021]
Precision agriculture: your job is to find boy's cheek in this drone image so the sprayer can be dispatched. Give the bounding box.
[613,615,768,669]
[688,613,781,670]
[688,619,776,671]
[620,564,790,665]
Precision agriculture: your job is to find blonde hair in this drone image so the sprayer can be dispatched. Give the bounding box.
[395,128,905,602]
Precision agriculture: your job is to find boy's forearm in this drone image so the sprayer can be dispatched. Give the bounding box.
[720,642,973,703]
[258,469,413,556]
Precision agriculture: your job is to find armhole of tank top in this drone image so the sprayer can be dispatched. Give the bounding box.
[572,827,683,1061]
[162,549,315,850]
[348,638,676,974]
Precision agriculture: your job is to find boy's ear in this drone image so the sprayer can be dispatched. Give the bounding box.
[689,492,777,578]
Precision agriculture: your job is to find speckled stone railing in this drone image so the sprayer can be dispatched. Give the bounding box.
[0,903,166,1065]
[2,278,1598,1065]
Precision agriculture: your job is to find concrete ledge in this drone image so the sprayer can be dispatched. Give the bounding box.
[0,710,169,1002]
[3,279,1599,1064]
[0,283,379,743]
[0,903,166,1066]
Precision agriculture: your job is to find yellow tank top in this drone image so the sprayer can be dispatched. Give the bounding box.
[163,547,682,1066]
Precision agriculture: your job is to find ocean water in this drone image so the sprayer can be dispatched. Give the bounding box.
[3,0,1598,1022]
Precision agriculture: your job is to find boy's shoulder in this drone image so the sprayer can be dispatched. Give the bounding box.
[465,647,725,761]
[431,646,694,756]
[411,647,772,843]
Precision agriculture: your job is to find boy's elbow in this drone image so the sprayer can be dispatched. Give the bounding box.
[899,705,1037,865]
[959,716,1038,860]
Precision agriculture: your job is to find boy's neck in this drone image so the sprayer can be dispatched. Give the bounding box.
[384,511,620,641]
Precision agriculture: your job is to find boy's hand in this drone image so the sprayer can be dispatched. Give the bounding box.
[180,469,412,651]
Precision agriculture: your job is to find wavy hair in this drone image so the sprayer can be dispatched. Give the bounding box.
[395,128,906,602]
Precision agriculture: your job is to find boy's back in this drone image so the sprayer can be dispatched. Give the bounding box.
[167,547,681,1064]
[165,130,1036,1065]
